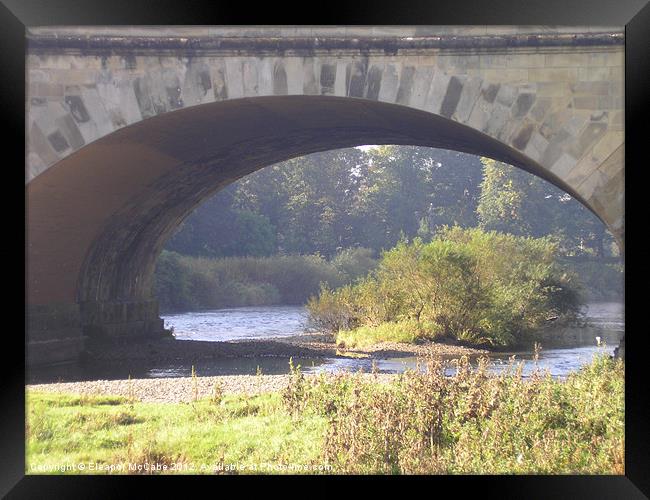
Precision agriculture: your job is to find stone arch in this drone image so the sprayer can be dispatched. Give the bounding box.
[26,28,625,364]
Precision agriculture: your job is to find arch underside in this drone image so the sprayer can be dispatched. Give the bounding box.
[28,95,604,304]
[25,95,623,364]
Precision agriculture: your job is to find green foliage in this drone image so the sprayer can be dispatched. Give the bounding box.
[336,319,434,349]
[166,146,484,259]
[27,357,624,475]
[27,390,327,474]
[308,227,583,347]
[166,188,277,258]
[477,157,618,258]
[154,250,378,312]
[279,355,624,474]
[561,259,624,301]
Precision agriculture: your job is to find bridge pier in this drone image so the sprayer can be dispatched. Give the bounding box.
[80,300,165,340]
[27,303,85,366]
[27,300,166,367]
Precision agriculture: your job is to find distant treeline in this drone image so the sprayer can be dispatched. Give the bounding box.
[154,248,377,313]
[166,146,620,261]
[156,146,623,312]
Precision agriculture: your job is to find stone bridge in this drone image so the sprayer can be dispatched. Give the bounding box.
[26,26,624,365]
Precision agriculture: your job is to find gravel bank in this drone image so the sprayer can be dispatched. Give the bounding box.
[82,333,489,364]
[28,373,398,404]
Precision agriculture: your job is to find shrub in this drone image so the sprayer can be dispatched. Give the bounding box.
[153,250,377,312]
[307,227,583,347]
[282,355,624,474]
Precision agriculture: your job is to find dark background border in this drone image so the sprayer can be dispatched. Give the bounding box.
[4,0,648,497]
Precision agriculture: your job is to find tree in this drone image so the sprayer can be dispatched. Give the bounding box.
[477,158,616,257]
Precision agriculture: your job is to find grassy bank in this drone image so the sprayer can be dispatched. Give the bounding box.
[27,355,623,475]
[154,248,376,313]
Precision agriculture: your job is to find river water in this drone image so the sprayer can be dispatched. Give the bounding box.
[159,302,623,379]
[28,302,623,383]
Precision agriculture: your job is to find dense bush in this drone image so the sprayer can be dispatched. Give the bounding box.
[154,249,377,312]
[282,355,624,474]
[307,227,583,347]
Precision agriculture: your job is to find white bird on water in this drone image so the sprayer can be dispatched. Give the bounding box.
[596,336,602,346]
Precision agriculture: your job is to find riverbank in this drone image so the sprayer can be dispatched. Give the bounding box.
[28,372,397,403]
[26,356,624,475]
[82,332,489,365]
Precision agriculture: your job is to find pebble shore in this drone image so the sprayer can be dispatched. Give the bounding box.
[28,373,398,403]
[28,334,490,403]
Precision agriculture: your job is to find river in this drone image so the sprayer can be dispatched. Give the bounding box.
[28,302,623,383]
[160,302,623,378]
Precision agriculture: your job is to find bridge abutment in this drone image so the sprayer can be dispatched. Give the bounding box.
[27,300,166,366]
[80,300,165,340]
[27,303,85,366]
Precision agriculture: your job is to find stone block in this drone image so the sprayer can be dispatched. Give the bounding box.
[364,64,383,100]
[561,113,587,137]
[495,85,518,107]
[467,93,492,131]
[257,58,274,96]
[478,68,529,83]
[576,168,608,200]
[34,82,64,98]
[454,76,482,123]
[80,85,116,138]
[439,75,465,118]
[210,59,229,99]
[479,54,507,69]
[571,81,611,95]
[609,66,624,80]
[484,103,510,138]
[437,54,479,71]
[346,60,369,98]
[567,122,608,159]
[505,53,546,68]
[540,128,572,167]
[565,152,600,186]
[537,82,570,97]
[480,83,500,103]
[550,152,578,179]
[511,120,535,151]
[224,59,245,98]
[334,61,348,97]
[539,109,571,140]
[300,59,318,96]
[529,97,551,122]
[529,68,578,82]
[545,53,588,67]
[27,337,85,366]
[29,121,59,168]
[409,66,434,109]
[395,65,416,105]
[181,60,216,105]
[597,143,624,183]
[319,61,338,96]
[423,70,450,115]
[577,67,612,82]
[512,93,536,118]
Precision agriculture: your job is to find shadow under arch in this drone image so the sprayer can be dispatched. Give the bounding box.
[26,94,613,341]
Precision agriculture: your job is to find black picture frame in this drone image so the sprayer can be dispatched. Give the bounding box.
[4,0,648,497]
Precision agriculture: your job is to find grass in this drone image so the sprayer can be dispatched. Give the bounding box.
[26,391,328,475]
[335,319,436,348]
[26,355,624,475]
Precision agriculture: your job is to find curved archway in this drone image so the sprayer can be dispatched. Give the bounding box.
[25,95,620,363]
